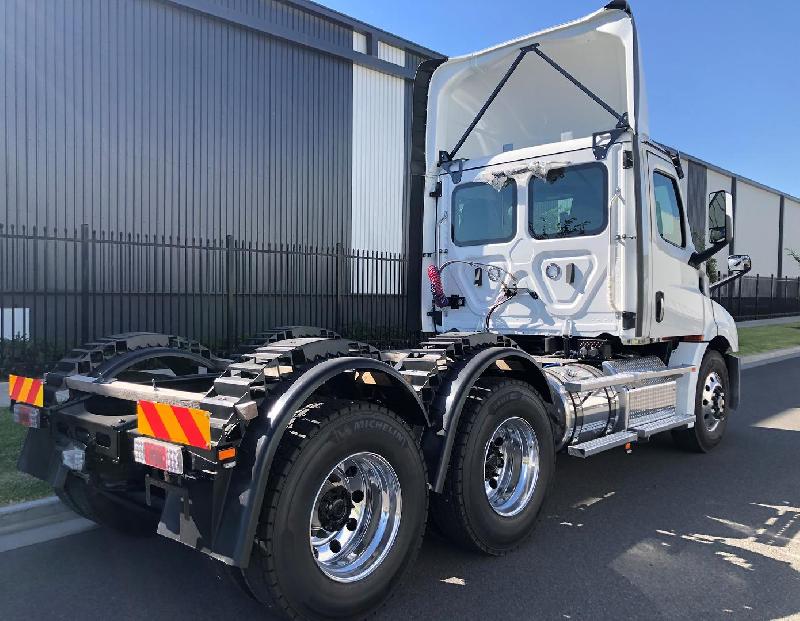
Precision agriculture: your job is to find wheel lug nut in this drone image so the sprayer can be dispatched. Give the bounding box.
[346,518,358,531]
[328,473,341,484]
[329,540,342,553]
[351,489,364,503]
[494,437,504,447]
[345,465,358,478]
[489,478,498,489]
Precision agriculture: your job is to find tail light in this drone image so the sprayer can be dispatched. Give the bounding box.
[12,403,41,428]
[62,447,86,471]
[133,436,184,474]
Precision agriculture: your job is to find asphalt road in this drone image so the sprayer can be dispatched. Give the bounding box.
[2,359,799,620]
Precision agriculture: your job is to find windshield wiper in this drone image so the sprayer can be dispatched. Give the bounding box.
[439,43,630,167]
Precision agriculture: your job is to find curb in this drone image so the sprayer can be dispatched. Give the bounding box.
[741,345,800,370]
[0,496,95,553]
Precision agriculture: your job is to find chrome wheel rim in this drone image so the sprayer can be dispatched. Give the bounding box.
[309,452,402,583]
[701,371,726,432]
[483,416,540,517]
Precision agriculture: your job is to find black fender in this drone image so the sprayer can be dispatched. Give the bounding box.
[90,347,229,379]
[212,356,428,567]
[426,347,552,493]
[725,354,740,411]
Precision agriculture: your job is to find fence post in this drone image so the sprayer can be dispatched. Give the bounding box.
[753,274,760,319]
[769,274,774,316]
[736,274,743,319]
[335,242,344,333]
[797,276,800,315]
[80,224,90,343]
[225,234,234,354]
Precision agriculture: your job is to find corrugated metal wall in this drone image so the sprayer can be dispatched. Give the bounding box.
[684,153,799,278]
[0,0,440,349]
[0,0,356,248]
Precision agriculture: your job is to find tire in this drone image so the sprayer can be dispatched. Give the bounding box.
[56,474,159,536]
[241,400,428,621]
[431,377,555,555]
[672,350,730,453]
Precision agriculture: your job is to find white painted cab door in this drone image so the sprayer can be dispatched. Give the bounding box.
[646,152,704,337]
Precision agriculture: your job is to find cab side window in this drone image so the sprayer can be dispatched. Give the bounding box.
[653,171,685,247]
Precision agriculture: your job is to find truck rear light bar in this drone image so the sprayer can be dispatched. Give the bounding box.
[134,436,184,475]
[12,403,41,428]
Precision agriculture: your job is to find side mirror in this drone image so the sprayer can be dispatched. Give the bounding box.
[708,190,734,245]
[727,254,751,273]
[690,190,734,268]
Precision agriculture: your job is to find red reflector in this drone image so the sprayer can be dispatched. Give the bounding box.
[133,437,184,474]
[144,442,168,471]
[12,403,41,428]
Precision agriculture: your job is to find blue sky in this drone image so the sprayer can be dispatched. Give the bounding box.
[323,0,800,198]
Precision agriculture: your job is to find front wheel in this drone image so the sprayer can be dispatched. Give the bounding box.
[673,350,730,452]
[241,400,428,621]
[431,378,554,555]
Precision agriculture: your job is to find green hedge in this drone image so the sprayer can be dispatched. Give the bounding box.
[0,337,65,378]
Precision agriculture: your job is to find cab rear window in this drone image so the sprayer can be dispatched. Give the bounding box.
[451,181,516,246]
[528,163,607,239]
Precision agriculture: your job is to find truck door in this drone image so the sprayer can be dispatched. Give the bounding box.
[646,152,704,337]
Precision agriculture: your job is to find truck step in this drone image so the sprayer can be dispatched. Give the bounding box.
[567,431,638,458]
[563,364,695,392]
[630,412,694,439]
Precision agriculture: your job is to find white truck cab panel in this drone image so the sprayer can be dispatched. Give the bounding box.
[420,2,734,347]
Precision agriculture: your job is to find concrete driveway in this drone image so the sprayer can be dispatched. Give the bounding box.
[1,359,799,620]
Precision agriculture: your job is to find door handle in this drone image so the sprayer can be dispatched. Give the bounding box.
[655,291,665,323]
[565,263,576,285]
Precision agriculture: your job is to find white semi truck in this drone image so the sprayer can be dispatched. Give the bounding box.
[8,3,752,620]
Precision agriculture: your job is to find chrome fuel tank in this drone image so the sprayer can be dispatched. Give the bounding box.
[544,363,620,451]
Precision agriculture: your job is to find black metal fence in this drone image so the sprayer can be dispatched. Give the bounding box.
[3,223,799,366]
[0,224,415,358]
[712,273,800,321]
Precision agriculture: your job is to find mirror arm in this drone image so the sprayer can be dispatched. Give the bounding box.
[689,241,728,269]
[709,262,752,293]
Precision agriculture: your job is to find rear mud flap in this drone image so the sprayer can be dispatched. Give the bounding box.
[17,428,71,490]
[151,469,235,564]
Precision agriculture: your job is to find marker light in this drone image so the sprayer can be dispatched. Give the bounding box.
[12,403,41,428]
[133,436,184,474]
[62,448,86,471]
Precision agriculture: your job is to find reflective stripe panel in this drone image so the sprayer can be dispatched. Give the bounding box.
[8,375,44,407]
[136,400,211,449]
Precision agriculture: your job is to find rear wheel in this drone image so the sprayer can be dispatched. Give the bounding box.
[56,474,159,536]
[673,350,730,452]
[241,400,428,621]
[431,378,554,555]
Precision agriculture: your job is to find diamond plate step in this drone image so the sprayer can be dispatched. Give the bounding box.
[567,431,637,458]
[630,413,694,439]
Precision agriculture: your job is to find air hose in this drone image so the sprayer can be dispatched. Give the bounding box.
[427,264,450,308]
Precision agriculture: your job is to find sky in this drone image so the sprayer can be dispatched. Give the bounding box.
[322,0,800,198]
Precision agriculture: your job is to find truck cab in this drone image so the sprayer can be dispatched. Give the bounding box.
[419,1,741,351]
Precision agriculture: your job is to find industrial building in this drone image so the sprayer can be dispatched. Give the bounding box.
[0,0,797,349]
